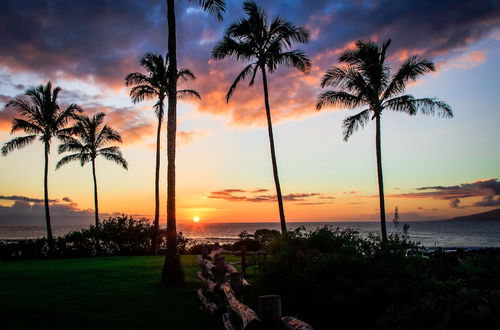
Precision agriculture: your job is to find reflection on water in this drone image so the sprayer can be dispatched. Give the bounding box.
[1,221,499,248]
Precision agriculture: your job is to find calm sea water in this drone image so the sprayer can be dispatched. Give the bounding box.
[1,221,499,248]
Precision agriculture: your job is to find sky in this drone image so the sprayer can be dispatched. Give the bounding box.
[0,0,499,226]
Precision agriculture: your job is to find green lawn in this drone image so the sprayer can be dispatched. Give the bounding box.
[0,255,212,330]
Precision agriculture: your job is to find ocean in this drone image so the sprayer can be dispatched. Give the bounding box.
[1,221,499,248]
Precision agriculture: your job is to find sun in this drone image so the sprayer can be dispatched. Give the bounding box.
[193,216,200,223]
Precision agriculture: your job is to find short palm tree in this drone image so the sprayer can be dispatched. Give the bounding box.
[125,52,200,255]
[1,81,82,254]
[56,112,128,228]
[316,39,453,242]
[212,1,311,233]
[163,0,226,286]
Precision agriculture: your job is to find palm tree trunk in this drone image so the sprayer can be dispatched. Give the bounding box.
[375,114,387,242]
[43,141,54,255]
[152,109,162,255]
[91,158,99,227]
[91,157,102,255]
[162,0,184,286]
[260,66,287,233]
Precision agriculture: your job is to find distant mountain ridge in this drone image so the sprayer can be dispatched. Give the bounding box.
[446,208,500,222]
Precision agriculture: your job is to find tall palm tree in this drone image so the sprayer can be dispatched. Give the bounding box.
[1,81,82,254]
[56,112,128,227]
[163,0,225,286]
[211,1,311,234]
[316,39,453,242]
[125,52,200,255]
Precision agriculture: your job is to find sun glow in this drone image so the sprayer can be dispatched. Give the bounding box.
[193,216,200,222]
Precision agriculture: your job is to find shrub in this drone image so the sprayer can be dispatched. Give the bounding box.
[0,215,191,260]
[255,226,500,330]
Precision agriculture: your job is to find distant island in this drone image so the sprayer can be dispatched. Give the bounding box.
[446,208,500,222]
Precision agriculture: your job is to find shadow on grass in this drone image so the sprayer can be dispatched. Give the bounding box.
[0,255,211,330]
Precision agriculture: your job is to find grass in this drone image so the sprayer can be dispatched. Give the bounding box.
[0,255,212,330]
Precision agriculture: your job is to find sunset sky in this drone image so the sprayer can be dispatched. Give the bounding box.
[0,0,499,225]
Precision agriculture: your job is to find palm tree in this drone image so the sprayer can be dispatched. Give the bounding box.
[211,1,311,234]
[56,112,128,228]
[316,39,453,242]
[125,53,200,255]
[1,81,82,254]
[163,0,226,286]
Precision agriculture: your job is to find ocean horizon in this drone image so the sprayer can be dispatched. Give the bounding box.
[1,220,499,249]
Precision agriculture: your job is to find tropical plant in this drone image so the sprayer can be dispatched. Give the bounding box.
[1,81,82,254]
[56,112,128,227]
[125,53,200,255]
[162,0,226,286]
[211,1,311,233]
[316,39,453,242]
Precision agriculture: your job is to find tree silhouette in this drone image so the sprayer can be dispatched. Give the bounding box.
[317,39,453,242]
[1,81,82,254]
[56,112,128,228]
[125,52,200,255]
[163,0,225,286]
[212,1,311,233]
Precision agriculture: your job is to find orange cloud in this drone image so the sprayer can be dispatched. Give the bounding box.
[188,58,320,127]
[441,50,487,70]
[0,100,17,132]
[177,130,206,146]
[81,102,155,145]
[207,188,333,205]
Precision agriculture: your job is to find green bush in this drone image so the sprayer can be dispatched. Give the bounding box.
[0,215,190,260]
[256,226,500,330]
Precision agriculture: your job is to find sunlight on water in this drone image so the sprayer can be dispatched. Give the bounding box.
[3,221,498,248]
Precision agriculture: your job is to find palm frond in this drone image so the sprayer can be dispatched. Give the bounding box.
[125,72,151,87]
[1,135,37,156]
[413,98,453,118]
[177,89,201,100]
[213,1,310,105]
[58,138,85,154]
[383,56,435,100]
[272,49,311,74]
[100,152,128,170]
[141,52,165,77]
[339,40,379,67]
[55,153,89,170]
[129,85,157,103]
[177,68,196,83]
[269,16,310,47]
[97,146,121,155]
[11,118,43,135]
[212,37,254,61]
[338,40,391,95]
[25,85,45,110]
[383,95,417,115]
[320,66,370,95]
[190,0,226,21]
[6,98,45,125]
[96,125,122,147]
[317,91,364,110]
[54,104,83,130]
[226,63,256,102]
[57,126,80,137]
[384,96,452,118]
[342,109,372,141]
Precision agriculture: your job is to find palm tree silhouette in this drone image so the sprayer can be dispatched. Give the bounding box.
[125,52,200,255]
[56,112,128,228]
[317,39,453,242]
[211,1,311,233]
[163,0,225,286]
[1,81,82,254]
